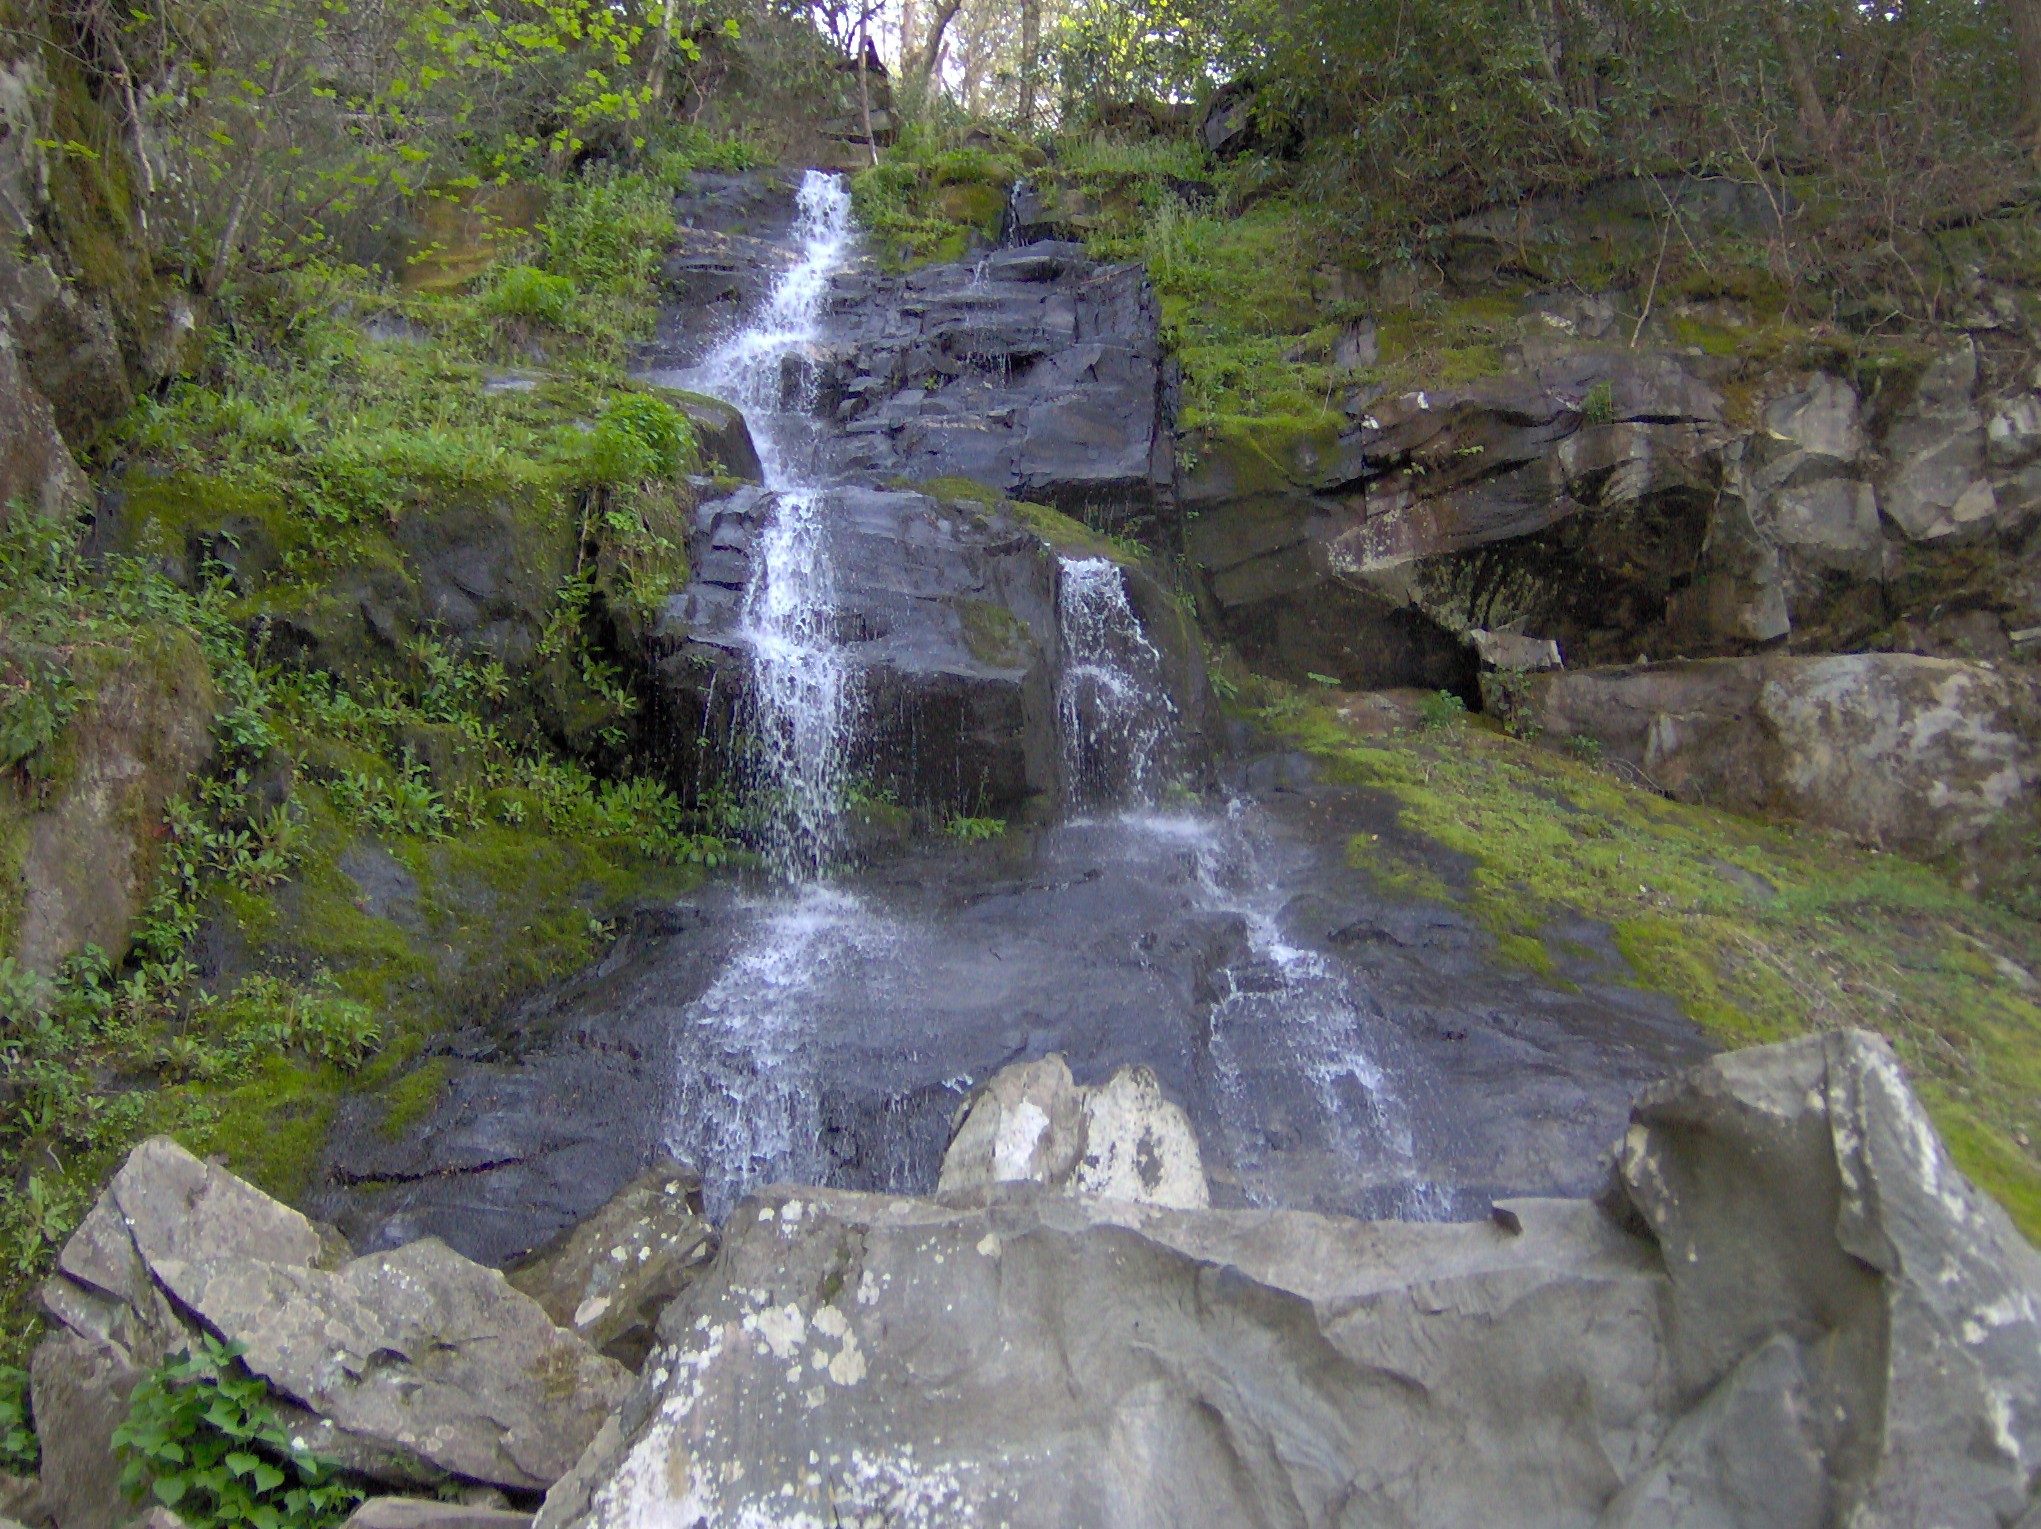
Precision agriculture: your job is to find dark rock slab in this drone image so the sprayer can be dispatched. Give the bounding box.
[812,242,1176,535]
[310,904,737,1265]
[657,484,1208,816]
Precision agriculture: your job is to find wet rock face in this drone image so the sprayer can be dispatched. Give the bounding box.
[647,171,806,352]
[660,483,1067,815]
[813,242,1176,536]
[1505,652,2040,881]
[537,1031,2041,1529]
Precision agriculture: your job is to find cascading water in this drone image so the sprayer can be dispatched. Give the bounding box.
[1055,557,1180,808]
[649,172,878,1212]
[1052,555,1440,1215]
[672,171,858,878]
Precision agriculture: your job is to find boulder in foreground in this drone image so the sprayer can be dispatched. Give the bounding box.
[33,1138,628,1525]
[538,1031,2041,1528]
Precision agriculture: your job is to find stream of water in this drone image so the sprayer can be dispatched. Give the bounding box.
[673,172,859,879]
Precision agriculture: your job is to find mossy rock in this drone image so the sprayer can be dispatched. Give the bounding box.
[1258,694,2041,1242]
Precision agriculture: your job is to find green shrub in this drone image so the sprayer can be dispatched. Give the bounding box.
[112,1335,364,1528]
[1581,379,1616,427]
[1415,690,1468,732]
[586,394,697,484]
[483,264,577,327]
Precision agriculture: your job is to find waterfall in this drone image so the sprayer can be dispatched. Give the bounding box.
[678,171,859,879]
[1056,556,1180,809]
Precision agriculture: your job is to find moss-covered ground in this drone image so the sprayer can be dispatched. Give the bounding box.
[1244,685,2041,1239]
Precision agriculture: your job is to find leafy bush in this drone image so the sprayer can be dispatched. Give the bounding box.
[587,394,698,484]
[1415,690,1468,732]
[541,172,675,298]
[484,265,577,327]
[112,1335,364,1528]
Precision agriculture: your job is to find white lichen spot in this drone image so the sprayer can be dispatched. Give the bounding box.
[828,1336,867,1386]
[976,1232,1001,1258]
[754,1303,807,1359]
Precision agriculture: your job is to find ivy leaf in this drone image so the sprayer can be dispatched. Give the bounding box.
[152,1477,189,1508]
[253,1461,287,1492]
[226,1449,259,1476]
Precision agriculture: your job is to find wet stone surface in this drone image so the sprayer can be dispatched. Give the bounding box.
[316,751,1709,1260]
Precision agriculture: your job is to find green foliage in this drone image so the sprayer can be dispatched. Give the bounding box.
[0,1364,35,1473]
[540,170,676,313]
[484,265,577,327]
[1415,690,1468,732]
[587,395,698,485]
[113,1335,364,1528]
[944,815,1008,843]
[1581,380,1616,427]
[853,121,1029,267]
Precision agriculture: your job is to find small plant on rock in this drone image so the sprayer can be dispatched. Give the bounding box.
[483,265,578,327]
[112,1335,364,1529]
[0,1364,35,1472]
[1415,690,1468,732]
[945,815,1008,843]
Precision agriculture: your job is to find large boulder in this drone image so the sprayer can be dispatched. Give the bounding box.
[2,629,215,974]
[537,1187,1673,1528]
[536,1032,2041,1528]
[34,1138,629,1516]
[1184,344,1726,688]
[938,1054,1210,1209]
[1607,1031,2041,1526]
[1880,341,1999,544]
[1501,652,2040,880]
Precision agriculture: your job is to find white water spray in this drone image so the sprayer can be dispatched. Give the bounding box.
[676,172,859,878]
[1055,556,1180,809]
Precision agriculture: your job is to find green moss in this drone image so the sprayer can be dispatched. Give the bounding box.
[380,1058,450,1139]
[175,1058,339,1203]
[1263,696,2041,1241]
[952,598,1033,668]
[1003,501,1143,565]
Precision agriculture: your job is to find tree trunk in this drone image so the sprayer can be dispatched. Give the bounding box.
[905,0,966,91]
[1766,5,1832,160]
[2013,0,2041,145]
[858,5,879,167]
[1018,0,1040,130]
[647,0,679,111]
